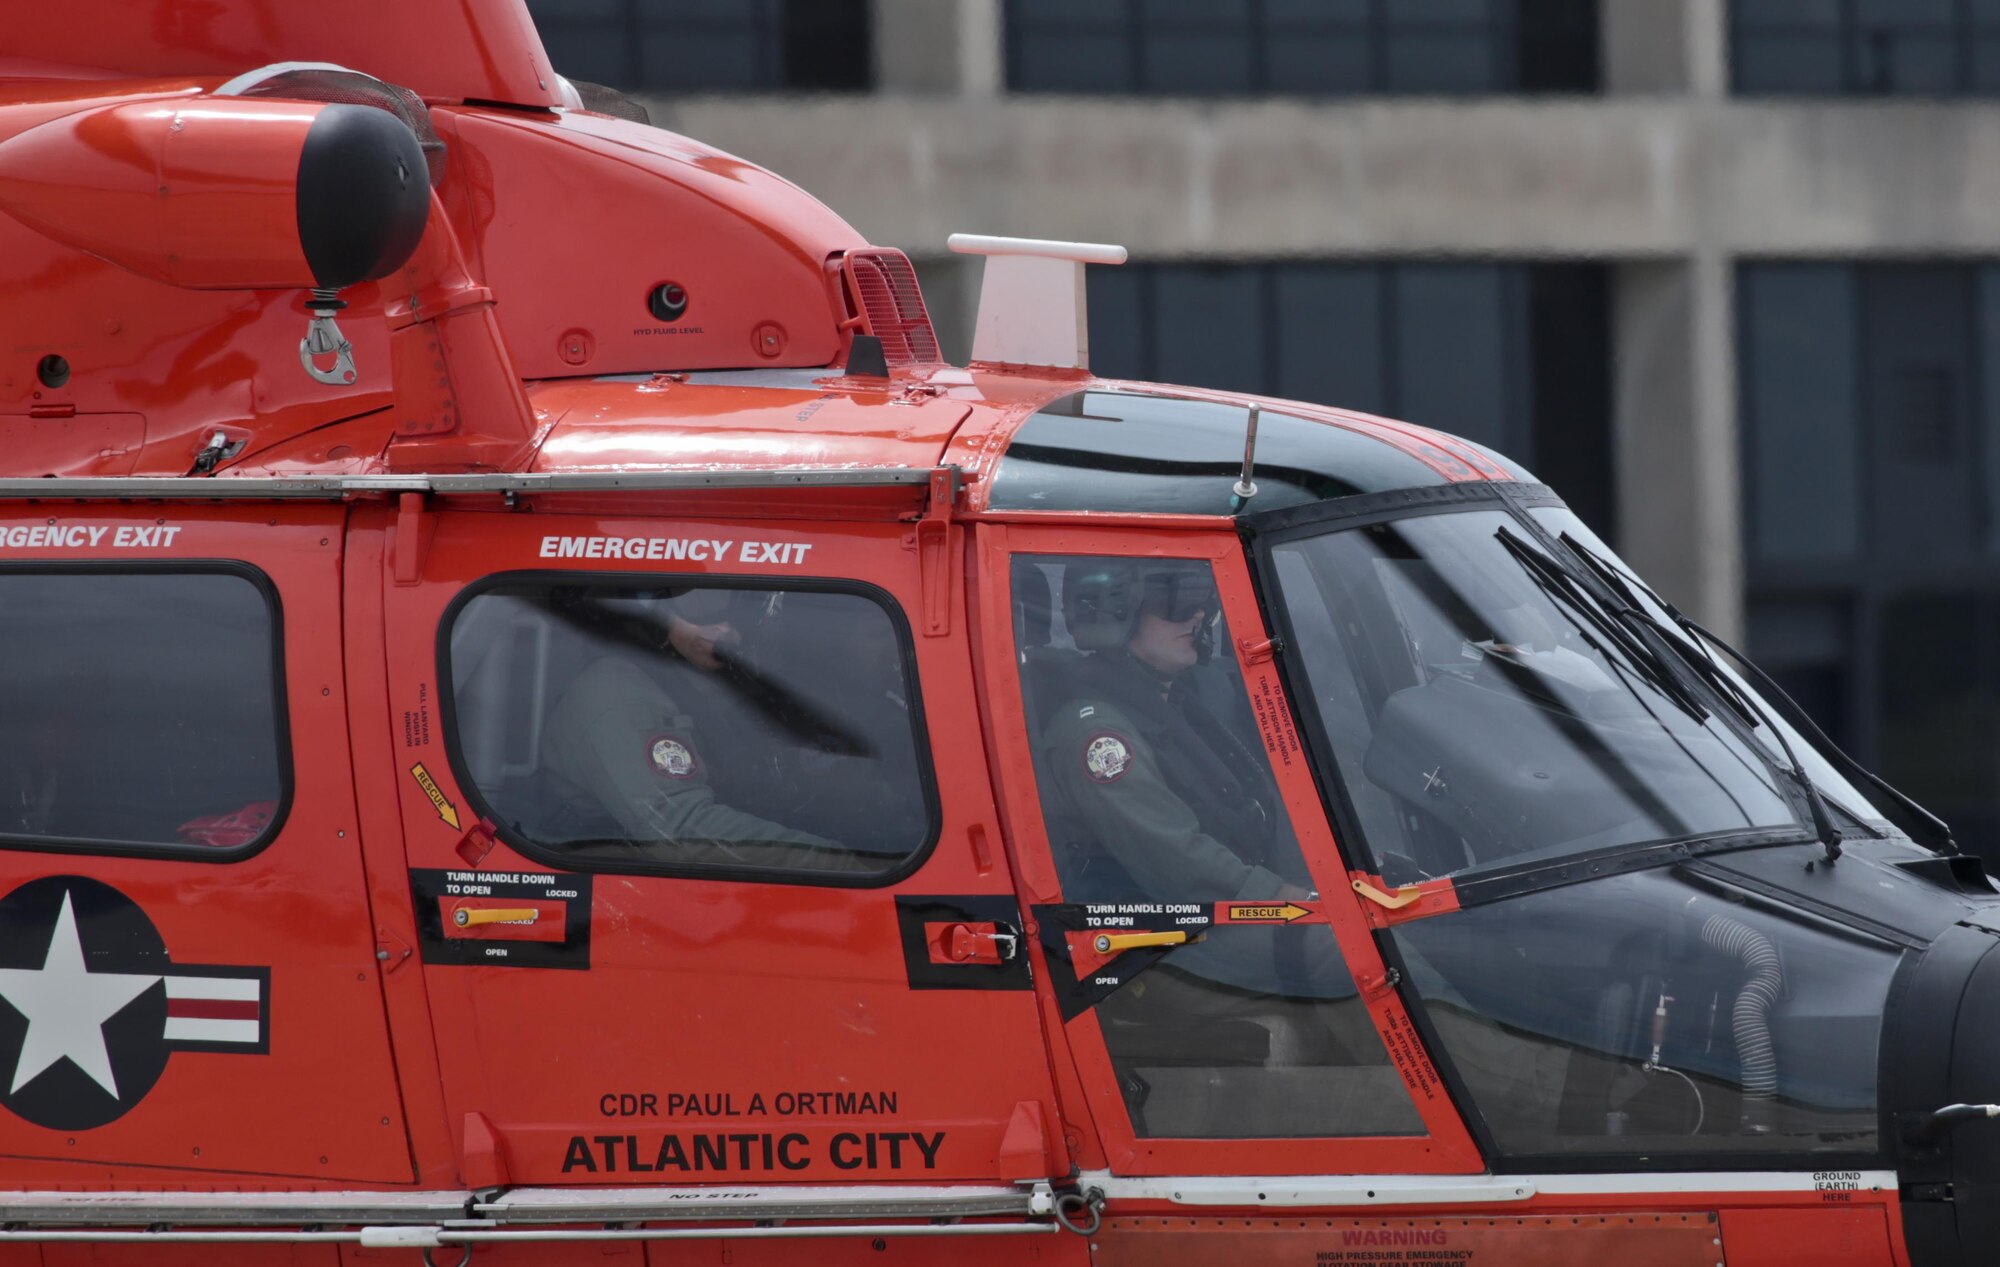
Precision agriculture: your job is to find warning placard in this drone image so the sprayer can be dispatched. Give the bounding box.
[409,869,593,970]
[1091,1214,1722,1267]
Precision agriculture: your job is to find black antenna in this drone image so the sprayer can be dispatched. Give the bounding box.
[846,333,888,379]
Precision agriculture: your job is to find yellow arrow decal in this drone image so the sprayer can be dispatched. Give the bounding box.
[1223,902,1313,924]
[410,762,462,830]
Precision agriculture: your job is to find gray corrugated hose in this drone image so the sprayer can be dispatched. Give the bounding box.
[1701,913,1782,1126]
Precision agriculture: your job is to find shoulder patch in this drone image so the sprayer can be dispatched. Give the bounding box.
[1082,730,1134,784]
[647,734,699,779]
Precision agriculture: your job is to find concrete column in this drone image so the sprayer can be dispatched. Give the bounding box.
[871,0,1001,96]
[1612,257,1744,641]
[957,0,1003,98]
[1601,0,1693,93]
[1683,0,1730,97]
[1602,0,1728,95]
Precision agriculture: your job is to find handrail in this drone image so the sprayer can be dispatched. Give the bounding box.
[0,468,952,502]
[0,1181,1056,1243]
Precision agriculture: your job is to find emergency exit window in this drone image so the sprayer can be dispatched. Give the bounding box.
[444,578,937,884]
[0,568,286,857]
[1011,555,1424,1139]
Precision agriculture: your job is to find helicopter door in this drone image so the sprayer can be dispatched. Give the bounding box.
[0,505,415,1181]
[976,523,1481,1177]
[376,504,1065,1190]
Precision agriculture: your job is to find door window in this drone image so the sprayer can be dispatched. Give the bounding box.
[444,575,937,883]
[0,568,285,857]
[1013,553,1422,1138]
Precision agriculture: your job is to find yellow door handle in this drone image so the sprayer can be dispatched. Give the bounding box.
[452,907,539,928]
[1092,930,1189,954]
[1351,879,1424,910]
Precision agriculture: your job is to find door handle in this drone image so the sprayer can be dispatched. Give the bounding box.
[926,921,1019,965]
[452,906,539,929]
[1352,879,1424,910]
[1092,930,1189,954]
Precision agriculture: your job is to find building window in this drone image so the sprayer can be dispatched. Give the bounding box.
[1006,0,1599,95]
[444,576,938,884]
[0,568,287,858]
[1739,261,2000,849]
[526,0,873,93]
[1087,260,1615,536]
[1733,0,2000,95]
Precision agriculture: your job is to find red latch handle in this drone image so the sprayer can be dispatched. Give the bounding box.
[925,921,1018,966]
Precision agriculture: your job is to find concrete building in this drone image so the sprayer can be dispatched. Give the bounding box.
[529,0,2000,843]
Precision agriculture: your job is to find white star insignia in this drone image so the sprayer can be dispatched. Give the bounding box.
[0,892,159,1098]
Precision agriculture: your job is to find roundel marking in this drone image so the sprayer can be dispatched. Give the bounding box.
[0,876,269,1131]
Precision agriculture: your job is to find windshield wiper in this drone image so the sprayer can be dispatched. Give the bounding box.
[1493,528,1710,724]
[1501,526,1844,860]
[1554,532,1954,857]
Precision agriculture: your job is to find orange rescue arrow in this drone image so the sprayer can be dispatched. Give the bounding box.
[1222,902,1314,924]
[410,762,462,830]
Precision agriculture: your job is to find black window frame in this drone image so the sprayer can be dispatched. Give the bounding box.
[1736,259,2000,850]
[1003,0,1599,96]
[1732,0,2000,96]
[1087,259,1615,539]
[436,569,943,889]
[0,561,292,865]
[526,0,875,94]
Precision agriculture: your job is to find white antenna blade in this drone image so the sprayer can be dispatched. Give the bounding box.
[948,234,1127,370]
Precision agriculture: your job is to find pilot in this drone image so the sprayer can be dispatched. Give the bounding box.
[1038,559,1313,903]
[539,591,868,872]
[1038,560,1373,1097]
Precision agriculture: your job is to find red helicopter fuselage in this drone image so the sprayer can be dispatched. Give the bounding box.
[0,6,1988,1266]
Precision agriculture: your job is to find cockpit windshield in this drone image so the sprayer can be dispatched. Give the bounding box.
[1269,509,1819,884]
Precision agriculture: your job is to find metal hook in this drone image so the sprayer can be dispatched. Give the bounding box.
[300,289,358,386]
[1053,1189,1103,1237]
[422,1245,471,1267]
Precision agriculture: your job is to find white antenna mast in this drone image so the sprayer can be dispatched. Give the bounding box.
[947,234,1127,370]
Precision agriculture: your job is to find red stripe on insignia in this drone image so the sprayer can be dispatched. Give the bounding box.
[166,999,260,1021]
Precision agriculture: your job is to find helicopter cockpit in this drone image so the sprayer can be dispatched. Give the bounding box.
[992,384,2000,1229]
[1264,501,1901,1160]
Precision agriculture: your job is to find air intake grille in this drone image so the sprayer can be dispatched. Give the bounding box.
[844,250,940,366]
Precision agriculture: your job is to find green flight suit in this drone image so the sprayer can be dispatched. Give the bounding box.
[1037,652,1298,903]
[541,656,865,872]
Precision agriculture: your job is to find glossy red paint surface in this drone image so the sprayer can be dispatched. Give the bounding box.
[0,99,323,290]
[527,378,973,476]
[0,1,560,108]
[441,109,866,380]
